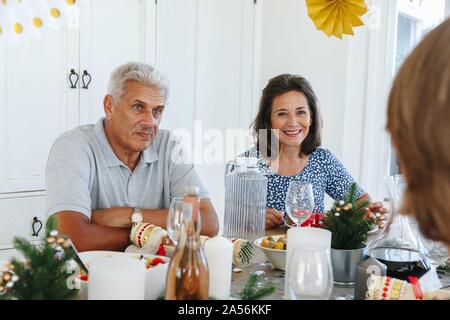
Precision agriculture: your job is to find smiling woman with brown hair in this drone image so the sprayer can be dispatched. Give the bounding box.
[386,18,450,248]
[241,74,386,229]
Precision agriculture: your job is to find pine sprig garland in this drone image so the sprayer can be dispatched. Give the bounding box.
[321,183,372,250]
[240,273,276,300]
[0,216,77,300]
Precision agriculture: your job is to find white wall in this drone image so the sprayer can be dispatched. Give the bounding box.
[258,0,370,188]
[156,0,258,229]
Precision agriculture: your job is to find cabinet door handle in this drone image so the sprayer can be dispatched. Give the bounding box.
[69,69,79,89]
[82,70,92,89]
[32,217,43,237]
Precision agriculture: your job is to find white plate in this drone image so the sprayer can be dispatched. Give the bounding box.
[77,251,169,300]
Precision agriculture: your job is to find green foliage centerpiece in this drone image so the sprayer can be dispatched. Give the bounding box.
[321,182,373,250]
[320,183,374,285]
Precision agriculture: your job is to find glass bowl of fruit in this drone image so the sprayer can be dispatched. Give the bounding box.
[253,235,287,270]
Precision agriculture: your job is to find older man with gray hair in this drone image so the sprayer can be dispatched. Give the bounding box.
[45,62,219,251]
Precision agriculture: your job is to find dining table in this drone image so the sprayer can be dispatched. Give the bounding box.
[229,225,450,300]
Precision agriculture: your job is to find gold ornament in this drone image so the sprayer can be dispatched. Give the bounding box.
[336,207,341,212]
[50,8,61,18]
[0,0,78,42]
[306,0,368,39]
[47,236,56,244]
[13,22,23,34]
[57,237,65,244]
[0,285,4,292]
[33,17,43,28]
[3,273,11,282]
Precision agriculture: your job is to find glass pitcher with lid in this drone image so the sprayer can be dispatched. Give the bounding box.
[223,157,268,241]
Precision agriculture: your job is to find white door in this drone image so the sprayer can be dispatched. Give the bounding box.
[194,0,259,227]
[155,0,197,133]
[78,0,157,125]
[156,0,260,226]
[0,25,78,193]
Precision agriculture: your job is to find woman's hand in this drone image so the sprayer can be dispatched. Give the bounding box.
[368,201,388,215]
[368,201,389,227]
[266,208,283,230]
[358,194,389,227]
[358,194,388,216]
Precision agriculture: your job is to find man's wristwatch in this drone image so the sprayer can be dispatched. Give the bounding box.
[131,208,143,227]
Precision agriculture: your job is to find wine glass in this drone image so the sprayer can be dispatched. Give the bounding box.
[409,217,448,268]
[167,198,195,245]
[286,244,333,300]
[421,237,449,269]
[285,181,315,227]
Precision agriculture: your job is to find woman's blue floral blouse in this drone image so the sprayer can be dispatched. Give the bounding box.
[241,147,364,213]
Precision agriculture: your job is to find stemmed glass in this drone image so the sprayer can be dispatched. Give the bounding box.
[166,198,197,245]
[285,181,315,227]
[286,244,333,300]
[420,236,449,269]
[406,215,449,269]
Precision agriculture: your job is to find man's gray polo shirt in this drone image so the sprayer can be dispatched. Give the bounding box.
[45,118,208,219]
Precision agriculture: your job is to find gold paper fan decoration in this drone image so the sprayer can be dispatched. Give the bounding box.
[306,0,368,39]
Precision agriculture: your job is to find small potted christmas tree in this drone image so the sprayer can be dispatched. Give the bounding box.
[0,217,78,300]
[321,183,375,285]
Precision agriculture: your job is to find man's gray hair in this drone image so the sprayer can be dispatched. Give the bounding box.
[107,62,169,101]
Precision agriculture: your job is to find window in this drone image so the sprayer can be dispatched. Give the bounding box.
[387,0,446,176]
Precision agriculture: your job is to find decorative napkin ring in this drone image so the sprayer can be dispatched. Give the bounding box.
[130,223,173,254]
[366,275,450,300]
[230,238,255,266]
[129,224,255,266]
[367,276,409,300]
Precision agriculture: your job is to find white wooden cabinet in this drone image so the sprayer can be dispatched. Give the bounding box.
[0,0,156,251]
[0,0,155,194]
[0,18,75,253]
[0,0,260,250]
[0,192,47,250]
[0,23,75,194]
[78,0,156,125]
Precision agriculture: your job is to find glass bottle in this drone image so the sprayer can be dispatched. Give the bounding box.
[366,174,430,280]
[165,186,209,300]
[223,157,267,241]
[182,185,201,235]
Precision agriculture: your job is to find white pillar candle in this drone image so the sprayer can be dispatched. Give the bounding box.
[204,236,233,299]
[284,228,332,298]
[88,256,146,300]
